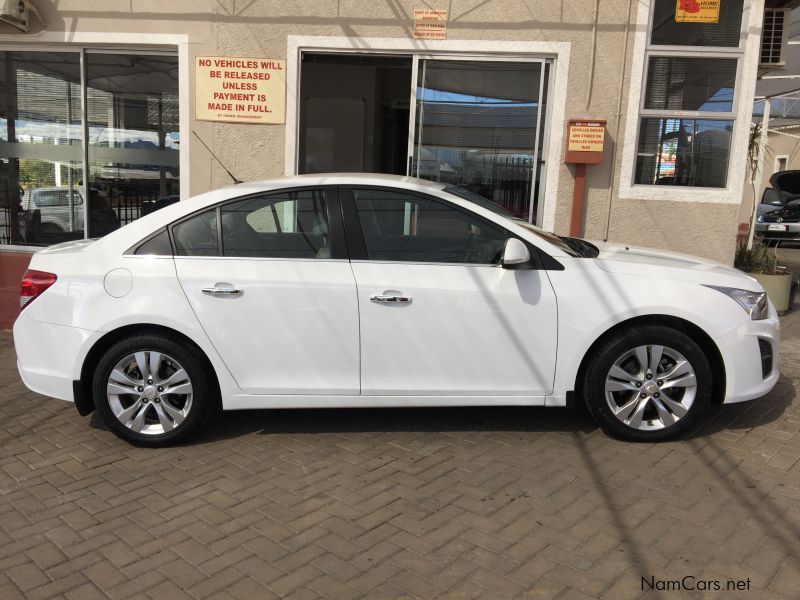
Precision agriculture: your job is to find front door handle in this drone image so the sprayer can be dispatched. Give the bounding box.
[202,284,243,297]
[370,292,412,304]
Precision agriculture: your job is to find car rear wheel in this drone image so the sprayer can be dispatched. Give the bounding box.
[92,333,215,447]
[582,325,712,442]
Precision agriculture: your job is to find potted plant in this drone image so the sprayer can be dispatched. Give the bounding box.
[734,242,792,313]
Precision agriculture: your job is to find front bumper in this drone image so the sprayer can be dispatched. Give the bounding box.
[755,222,800,241]
[716,302,781,404]
[13,312,99,402]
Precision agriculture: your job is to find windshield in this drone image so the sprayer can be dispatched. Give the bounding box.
[443,185,586,257]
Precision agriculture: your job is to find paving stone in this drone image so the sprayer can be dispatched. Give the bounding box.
[1,309,799,599]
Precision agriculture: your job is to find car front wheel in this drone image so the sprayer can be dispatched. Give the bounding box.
[92,333,215,447]
[582,325,713,442]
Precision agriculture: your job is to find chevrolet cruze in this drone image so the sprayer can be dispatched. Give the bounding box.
[13,174,780,446]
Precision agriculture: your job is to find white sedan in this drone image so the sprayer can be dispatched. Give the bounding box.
[14,174,780,446]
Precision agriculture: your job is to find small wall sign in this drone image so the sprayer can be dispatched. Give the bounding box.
[568,121,605,153]
[413,9,448,40]
[565,120,606,164]
[675,0,720,24]
[195,56,286,124]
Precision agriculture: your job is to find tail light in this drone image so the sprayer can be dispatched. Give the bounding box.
[20,270,57,310]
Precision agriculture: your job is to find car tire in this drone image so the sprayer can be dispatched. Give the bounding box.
[581,325,712,442]
[92,332,216,447]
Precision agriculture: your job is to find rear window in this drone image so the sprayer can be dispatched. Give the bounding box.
[33,189,83,207]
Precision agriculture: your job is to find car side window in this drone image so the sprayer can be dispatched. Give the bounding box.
[173,209,219,256]
[221,190,330,259]
[134,229,172,255]
[352,189,508,264]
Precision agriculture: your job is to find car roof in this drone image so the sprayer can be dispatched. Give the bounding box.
[229,173,448,193]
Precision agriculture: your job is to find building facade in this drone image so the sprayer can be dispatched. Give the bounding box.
[0,1,775,325]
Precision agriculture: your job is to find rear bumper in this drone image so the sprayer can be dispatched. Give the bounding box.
[13,312,99,402]
[717,304,781,404]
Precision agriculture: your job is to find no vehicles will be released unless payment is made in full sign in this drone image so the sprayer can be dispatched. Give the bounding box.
[195,57,286,124]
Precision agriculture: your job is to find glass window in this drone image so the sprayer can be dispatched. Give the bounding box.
[173,209,218,256]
[353,189,508,264]
[644,57,737,112]
[86,54,179,238]
[134,229,172,255]
[651,0,744,47]
[221,190,330,258]
[412,59,548,221]
[636,2,744,189]
[635,118,732,187]
[0,50,179,249]
[1,51,84,246]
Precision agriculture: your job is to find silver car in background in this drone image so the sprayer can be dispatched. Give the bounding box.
[23,187,84,235]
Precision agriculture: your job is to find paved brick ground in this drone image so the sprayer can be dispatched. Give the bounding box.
[1,315,799,599]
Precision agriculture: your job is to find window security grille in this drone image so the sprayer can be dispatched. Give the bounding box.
[761,9,789,67]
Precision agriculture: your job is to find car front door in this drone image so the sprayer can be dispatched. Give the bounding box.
[342,186,558,398]
[173,187,360,395]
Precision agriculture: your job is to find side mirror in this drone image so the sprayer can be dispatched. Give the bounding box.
[501,238,531,269]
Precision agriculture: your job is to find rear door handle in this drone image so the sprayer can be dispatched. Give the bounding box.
[370,292,412,304]
[202,284,243,297]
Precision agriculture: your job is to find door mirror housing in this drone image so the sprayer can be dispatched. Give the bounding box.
[501,238,532,269]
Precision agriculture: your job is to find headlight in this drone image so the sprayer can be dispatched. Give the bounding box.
[757,215,764,223]
[704,285,768,320]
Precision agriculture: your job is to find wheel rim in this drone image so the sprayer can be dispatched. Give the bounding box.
[106,351,193,436]
[604,344,697,432]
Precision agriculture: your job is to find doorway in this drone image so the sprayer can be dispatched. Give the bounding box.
[299,53,411,175]
[298,52,551,223]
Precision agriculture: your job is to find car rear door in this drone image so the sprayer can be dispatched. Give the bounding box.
[341,186,558,398]
[173,187,360,395]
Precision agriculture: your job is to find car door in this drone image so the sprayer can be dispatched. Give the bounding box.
[342,186,558,397]
[173,187,360,395]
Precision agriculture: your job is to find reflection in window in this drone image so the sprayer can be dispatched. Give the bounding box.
[412,60,548,221]
[86,54,179,237]
[644,57,737,112]
[635,118,732,188]
[0,51,84,246]
[173,209,218,256]
[0,50,179,248]
[221,191,330,258]
[637,1,744,189]
[353,189,508,264]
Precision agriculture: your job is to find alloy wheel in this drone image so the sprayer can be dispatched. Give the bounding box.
[106,351,194,435]
[604,344,697,431]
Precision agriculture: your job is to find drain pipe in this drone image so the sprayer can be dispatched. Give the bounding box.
[586,0,600,109]
[602,0,634,241]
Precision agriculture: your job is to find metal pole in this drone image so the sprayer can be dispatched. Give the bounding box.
[67,77,74,232]
[529,59,545,223]
[80,50,90,239]
[570,163,587,237]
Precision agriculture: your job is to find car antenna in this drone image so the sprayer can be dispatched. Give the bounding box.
[192,130,242,184]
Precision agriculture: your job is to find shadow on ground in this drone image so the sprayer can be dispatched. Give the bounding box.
[83,373,795,445]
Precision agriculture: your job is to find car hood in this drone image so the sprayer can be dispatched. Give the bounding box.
[589,240,762,290]
[770,170,800,194]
